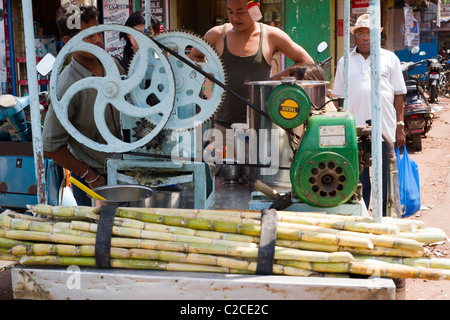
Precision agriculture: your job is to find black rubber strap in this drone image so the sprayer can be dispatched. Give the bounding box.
[256,208,278,275]
[95,206,116,268]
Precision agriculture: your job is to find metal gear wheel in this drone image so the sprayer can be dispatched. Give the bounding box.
[128,30,226,131]
[132,118,167,150]
[49,25,175,153]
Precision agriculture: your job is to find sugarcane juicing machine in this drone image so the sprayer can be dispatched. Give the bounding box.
[48,24,398,214]
[49,26,227,209]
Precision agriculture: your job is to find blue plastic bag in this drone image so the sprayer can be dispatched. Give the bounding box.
[396,146,421,218]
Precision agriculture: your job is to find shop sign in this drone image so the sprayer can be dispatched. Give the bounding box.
[103,0,131,59]
[351,0,370,14]
[139,0,168,32]
[404,6,420,50]
[441,4,450,17]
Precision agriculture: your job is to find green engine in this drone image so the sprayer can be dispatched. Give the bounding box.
[267,82,359,208]
[290,112,359,207]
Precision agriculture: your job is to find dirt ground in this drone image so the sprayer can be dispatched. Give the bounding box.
[0,97,449,301]
[402,95,450,300]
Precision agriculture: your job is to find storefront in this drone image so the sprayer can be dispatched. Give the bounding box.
[10,0,441,97]
[4,0,332,96]
[438,0,450,51]
[169,0,332,77]
[5,0,154,96]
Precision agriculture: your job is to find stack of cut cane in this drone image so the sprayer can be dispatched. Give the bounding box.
[0,204,449,280]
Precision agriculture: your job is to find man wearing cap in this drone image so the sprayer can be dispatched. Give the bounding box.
[190,0,313,140]
[332,13,407,216]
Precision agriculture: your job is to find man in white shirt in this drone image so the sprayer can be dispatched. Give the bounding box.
[332,13,406,215]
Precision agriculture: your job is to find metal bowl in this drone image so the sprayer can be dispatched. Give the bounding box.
[91,185,156,208]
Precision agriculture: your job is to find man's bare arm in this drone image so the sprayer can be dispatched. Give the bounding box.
[394,94,406,148]
[189,27,222,62]
[45,146,106,188]
[269,27,314,79]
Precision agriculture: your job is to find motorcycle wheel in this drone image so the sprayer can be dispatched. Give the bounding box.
[412,133,422,151]
[429,84,438,103]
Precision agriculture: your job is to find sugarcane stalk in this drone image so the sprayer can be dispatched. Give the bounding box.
[1,209,49,222]
[114,209,374,249]
[34,205,439,242]
[118,208,398,235]
[18,254,318,276]
[275,260,351,274]
[0,214,97,239]
[275,239,339,252]
[0,214,54,233]
[27,204,100,220]
[2,225,354,263]
[205,217,423,252]
[119,207,373,225]
[274,210,373,223]
[396,231,448,244]
[355,255,450,271]
[116,216,398,252]
[403,258,450,270]
[415,227,447,234]
[279,257,450,281]
[339,230,424,252]
[0,212,427,259]
[114,218,258,244]
[382,217,425,231]
[353,255,403,265]
[275,215,398,235]
[0,228,96,245]
[8,243,319,276]
[24,206,383,251]
[70,221,257,248]
[52,223,97,238]
[30,204,372,227]
[349,261,450,281]
[275,226,374,249]
[343,245,428,258]
[0,253,20,262]
[0,237,33,249]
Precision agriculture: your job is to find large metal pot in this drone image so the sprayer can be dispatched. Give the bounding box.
[219,164,243,183]
[91,185,156,208]
[154,187,182,208]
[246,80,329,187]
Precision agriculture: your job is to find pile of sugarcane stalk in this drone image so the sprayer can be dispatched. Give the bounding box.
[0,204,449,281]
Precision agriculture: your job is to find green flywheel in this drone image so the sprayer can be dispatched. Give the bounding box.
[267,83,311,129]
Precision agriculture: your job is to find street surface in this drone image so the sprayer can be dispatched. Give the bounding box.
[403,95,450,300]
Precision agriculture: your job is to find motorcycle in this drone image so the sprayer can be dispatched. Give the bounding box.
[426,56,442,103]
[438,55,450,97]
[315,41,333,67]
[400,48,433,151]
